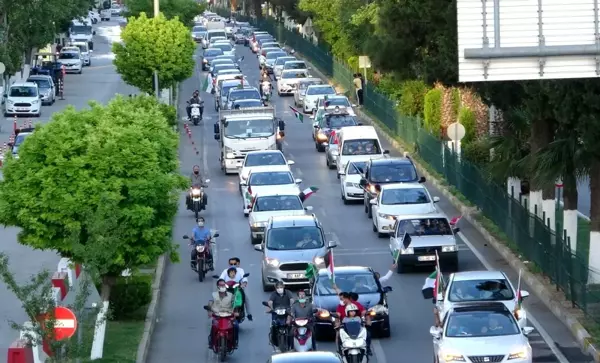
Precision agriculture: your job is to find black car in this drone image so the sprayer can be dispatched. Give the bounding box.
[310,266,392,338]
[201,48,224,71]
[313,109,360,152]
[360,157,424,218]
[269,351,343,363]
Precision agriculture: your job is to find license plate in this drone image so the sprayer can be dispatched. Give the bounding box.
[418,255,436,261]
[17,108,27,111]
[287,273,304,279]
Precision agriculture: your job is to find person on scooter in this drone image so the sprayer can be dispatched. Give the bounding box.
[261,78,272,100]
[336,303,364,353]
[348,292,372,356]
[190,217,213,270]
[288,290,317,350]
[187,165,208,209]
[219,257,247,283]
[266,281,294,346]
[186,90,203,120]
[223,267,253,321]
[207,279,239,347]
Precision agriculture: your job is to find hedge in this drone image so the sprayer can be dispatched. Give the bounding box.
[399,80,428,118]
[423,88,443,137]
[108,274,153,320]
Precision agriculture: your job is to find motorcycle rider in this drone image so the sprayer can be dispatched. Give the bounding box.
[261,78,272,99]
[266,281,295,347]
[288,290,317,351]
[186,90,204,120]
[207,279,239,347]
[187,165,208,209]
[190,217,213,270]
[222,267,253,321]
[336,303,365,353]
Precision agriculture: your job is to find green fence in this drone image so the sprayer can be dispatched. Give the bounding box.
[219,11,600,320]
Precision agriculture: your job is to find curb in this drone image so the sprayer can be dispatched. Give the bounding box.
[291,51,600,361]
[135,254,167,363]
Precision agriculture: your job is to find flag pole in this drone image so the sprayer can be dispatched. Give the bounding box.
[514,269,522,315]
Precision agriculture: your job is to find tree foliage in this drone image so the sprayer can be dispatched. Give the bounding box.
[113,13,196,94]
[0,95,187,300]
[123,0,205,27]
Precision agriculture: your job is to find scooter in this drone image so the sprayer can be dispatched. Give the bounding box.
[292,317,314,352]
[337,318,369,363]
[183,230,219,282]
[203,306,237,362]
[261,83,272,103]
[189,101,204,126]
[213,272,250,323]
[188,179,209,219]
[262,301,289,353]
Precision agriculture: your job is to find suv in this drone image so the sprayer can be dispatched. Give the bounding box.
[4,82,42,117]
[360,157,424,218]
[254,215,337,291]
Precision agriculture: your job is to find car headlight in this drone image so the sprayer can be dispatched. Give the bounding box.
[401,247,414,255]
[441,350,465,362]
[508,349,528,360]
[345,182,360,188]
[313,256,324,265]
[317,133,327,141]
[203,59,208,63]
[226,152,234,159]
[368,304,388,316]
[252,222,266,228]
[31,100,39,104]
[442,245,456,252]
[377,213,396,220]
[7,100,14,104]
[266,258,280,267]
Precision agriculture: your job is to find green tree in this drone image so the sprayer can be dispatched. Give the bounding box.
[123,0,205,27]
[0,95,187,301]
[113,13,195,95]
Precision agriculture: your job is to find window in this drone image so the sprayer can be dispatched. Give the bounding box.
[341,139,381,155]
[228,89,260,101]
[248,171,294,186]
[445,311,519,337]
[213,44,232,52]
[205,49,223,57]
[28,79,51,88]
[322,97,351,107]
[284,62,307,70]
[208,31,226,39]
[224,118,274,138]
[281,72,307,79]
[266,226,323,250]
[395,218,452,237]
[59,52,79,59]
[348,161,367,175]
[370,163,418,183]
[380,188,430,205]
[448,279,514,302]
[306,86,335,96]
[315,272,378,295]
[266,52,286,60]
[244,153,285,167]
[233,100,262,108]
[253,196,303,212]
[275,57,295,65]
[324,115,357,128]
[10,87,37,97]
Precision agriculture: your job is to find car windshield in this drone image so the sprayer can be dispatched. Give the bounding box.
[221,83,245,96]
[27,79,51,88]
[213,44,232,52]
[14,133,29,146]
[324,115,357,128]
[307,86,335,95]
[209,31,226,38]
[370,163,418,182]
[445,311,520,338]
[213,64,236,72]
[267,52,286,60]
[216,70,240,76]
[282,72,307,79]
[72,44,88,53]
[253,195,303,211]
[249,171,294,186]
[395,218,453,237]
[229,89,260,101]
[348,161,367,175]
[276,57,295,65]
[449,279,515,302]
[381,188,430,205]
[10,86,37,97]
[341,139,381,155]
[224,118,275,138]
[244,153,286,167]
[192,26,206,32]
[323,97,351,107]
[285,62,306,70]
[212,60,234,67]
[233,100,263,108]
[59,52,79,59]
[266,226,324,250]
[316,272,378,295]
[263,43,279,48]
[205,49,223,57]
[215,55,236,62]
[70,25,92,34]
[299,80,322,90]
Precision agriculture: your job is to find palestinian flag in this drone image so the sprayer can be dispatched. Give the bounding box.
[289,106,304,122]
[305,263,318,279]
[299,186,318,202]
[422,270,440,300]
[203,75,210,92]
[392,249,400,263]
[326,250,335,283]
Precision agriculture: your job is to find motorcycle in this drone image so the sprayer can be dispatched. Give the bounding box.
[203,306,237,362]
[188,179,209,218]
[188,101,204,126]
[183,230,219,282]
[292,316,315,352]
[261,83,272,103]
[213,272,250,323]
[337,317,369,363]
[262,301,289,353]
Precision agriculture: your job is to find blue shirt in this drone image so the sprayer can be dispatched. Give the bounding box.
[192,227,211,244]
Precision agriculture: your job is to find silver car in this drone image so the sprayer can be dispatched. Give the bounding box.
[324,133,339,169]
[293,78,323,108]
[254,215,337,291]
[26,75,55,105]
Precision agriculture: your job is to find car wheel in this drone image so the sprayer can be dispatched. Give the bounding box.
[379,319,391,338]
[368,205,373,219]
[328,159,336,170]
[372,220,377,232]
[3,112,8,117]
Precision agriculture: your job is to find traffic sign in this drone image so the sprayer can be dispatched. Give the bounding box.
[446,122,466,141]
[51,306,78,341]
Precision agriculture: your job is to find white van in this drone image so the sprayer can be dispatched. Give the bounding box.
[207,29,227,45]
[70,41,91,66]
[333,126,389,175]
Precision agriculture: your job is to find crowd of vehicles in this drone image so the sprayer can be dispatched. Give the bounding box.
[188,10,537,363]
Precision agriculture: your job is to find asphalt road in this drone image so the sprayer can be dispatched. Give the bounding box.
[148,42,592,363]
[0,16,137,355]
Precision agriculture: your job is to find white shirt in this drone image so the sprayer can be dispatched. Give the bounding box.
[379,270,393,283]
[219,266,248,283]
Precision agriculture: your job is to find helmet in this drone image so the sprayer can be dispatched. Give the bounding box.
[345,303,359,314]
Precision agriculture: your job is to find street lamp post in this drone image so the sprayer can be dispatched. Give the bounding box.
[153,0,160,100]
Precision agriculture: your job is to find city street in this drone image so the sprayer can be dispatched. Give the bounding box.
[0,16,137,354]
[147,43,592,362]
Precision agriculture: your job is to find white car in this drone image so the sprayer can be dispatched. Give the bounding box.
[277,70,309,96]
[303,84,336,113]
[248,193,312,243]
[57,47,83,74]
[238,150,294,193]
[212,41,235,57]
[314,95,356,117]
[371,183,439,236]
[432,302,534,363]
[69,41,91,66]
[3,82,42,117]
[273,56,296,80]
[241,166,302,216]
[258,47,282,67]
[340,160,370,204]
[439,270,530,329]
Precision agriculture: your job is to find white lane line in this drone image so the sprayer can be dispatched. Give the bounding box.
[372,340,387,363]
[458,232,570,363]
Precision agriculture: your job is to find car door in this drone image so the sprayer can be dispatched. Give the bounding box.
[340,161,351,189]
[371,189,381,221]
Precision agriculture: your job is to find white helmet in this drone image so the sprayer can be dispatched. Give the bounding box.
[345,303,359,315]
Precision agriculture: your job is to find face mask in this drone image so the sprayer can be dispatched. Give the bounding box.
[339,300,345,305]
[298,299,306,304]
[194,170,199,174]
[198,222,204,227]
[276,288,284,294]
[218,286,227,292]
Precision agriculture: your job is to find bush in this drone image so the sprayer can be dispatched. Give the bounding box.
[450,88,461,117]
[462,139,490,166]
[424,88,443,137]
[376,75,402,101]
[399,80,428,118]
[109,275,153,320]
[458,107,476,144]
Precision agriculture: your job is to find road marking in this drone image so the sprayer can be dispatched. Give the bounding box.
[372,339,387,363]
[458,232,570,363]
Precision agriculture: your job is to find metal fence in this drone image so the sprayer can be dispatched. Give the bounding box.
[232,13,600,321]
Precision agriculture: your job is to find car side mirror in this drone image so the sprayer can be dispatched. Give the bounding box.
[240,181,247,186]
[278,119,285,131]
[182,235,189,239]
[313,123,318,128]
[338,171,345,176]
[253,244,263,251]
[522,327,534,336]
[304,206,313,211]
[430,326,442,339]
[452,227,460,234]
[39,95,43,98]
[419,176,427,183]
[359,179,367,187]
[520,290,530,299]
[383,150,390,155]
[295,179,302,184]
[213,232,220,238]
[370,198,377,205]
[213,123,219,133]
[287,160,295,165]
[3,94,7,97]
[382,286,392,293]
[93,31,96,35]
[327,241,337,249]
[433,196,440,203]
[243,272,250,277]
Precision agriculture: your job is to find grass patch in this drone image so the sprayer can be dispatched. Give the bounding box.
[83,321,145,363]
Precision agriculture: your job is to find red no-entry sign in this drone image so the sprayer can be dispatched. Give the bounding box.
[52,306,78,341]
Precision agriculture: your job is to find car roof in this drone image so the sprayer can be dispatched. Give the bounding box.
[450,301,512,314]
[380,182,425,191]
[246,150,285,156]
[11,82,37,87]
[270,215,317,228]
[318,266,372,275]
[218,70,241,75]
[249,165,292,173]
[284,60,305,64]
[395,213,448,220]
[369,157,413,166]
[319,95,346,101]
[256,192,301,198]
[338,126,377,139]
[271,351,342,362]
[451,270,508,281]
[229,87,258,93]
[282,69,307,74]
[307,84,333,88]
[62,47,79,52]
[276,56,296,60]
[212,58,233,63]
[233,99,262,103]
